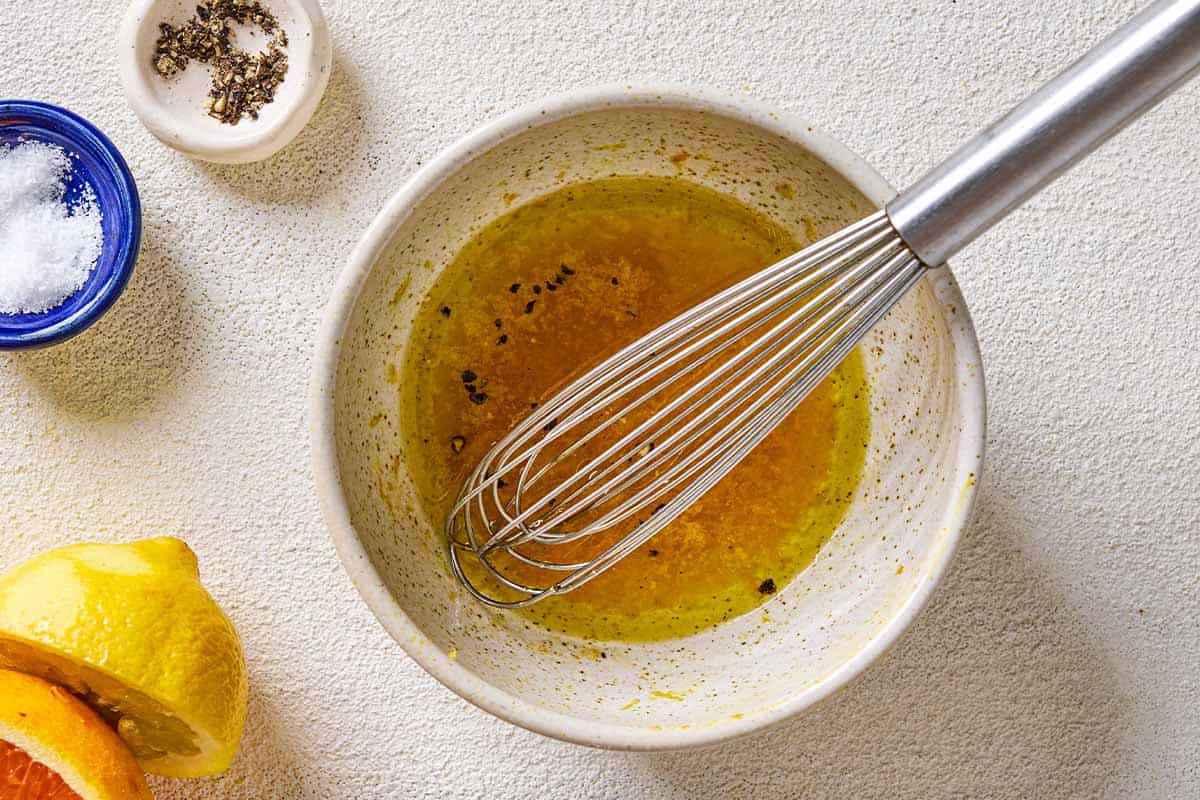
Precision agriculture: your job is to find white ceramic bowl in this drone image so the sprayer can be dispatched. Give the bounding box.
[119,0,332,163]
[311,85,986,749]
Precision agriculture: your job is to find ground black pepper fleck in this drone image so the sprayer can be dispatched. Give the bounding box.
[460,370,477,383]
[152,0,289,125]
[497,334,508,345]
[560,264,575,275]
[509,283,521,293]
[611,277,620,285]
[440,306,451,317]
[469,392,488,405]
[758,578,777,594]
[533,285,542,295]
[524,300,537,314]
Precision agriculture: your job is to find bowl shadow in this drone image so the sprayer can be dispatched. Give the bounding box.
[631,475,1133,798]
[194,54,367,205]
[9,225,197,419]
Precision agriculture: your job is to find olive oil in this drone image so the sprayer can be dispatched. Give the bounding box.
[400,176,869,642]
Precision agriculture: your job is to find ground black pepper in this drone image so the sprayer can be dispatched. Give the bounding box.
[758,578,777,595]
[152,0,289,126]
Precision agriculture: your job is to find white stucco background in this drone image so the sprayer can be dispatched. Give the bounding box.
[1,1,1197,797]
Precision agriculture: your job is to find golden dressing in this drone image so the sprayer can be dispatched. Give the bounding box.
[400,176,869,642]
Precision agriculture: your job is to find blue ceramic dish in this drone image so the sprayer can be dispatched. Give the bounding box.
[0,101,141,349]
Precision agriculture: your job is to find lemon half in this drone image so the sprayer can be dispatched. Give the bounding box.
[0,538,247,778]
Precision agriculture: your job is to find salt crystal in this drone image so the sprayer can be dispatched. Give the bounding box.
[0,141,104,315]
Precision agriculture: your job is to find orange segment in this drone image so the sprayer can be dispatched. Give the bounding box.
[0,740,83,799]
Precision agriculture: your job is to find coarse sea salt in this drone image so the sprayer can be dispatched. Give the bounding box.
[0,141,104,315]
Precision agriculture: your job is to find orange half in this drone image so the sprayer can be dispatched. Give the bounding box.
[0,669,152,800]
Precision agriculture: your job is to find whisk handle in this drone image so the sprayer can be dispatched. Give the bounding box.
[887,0,1200,267]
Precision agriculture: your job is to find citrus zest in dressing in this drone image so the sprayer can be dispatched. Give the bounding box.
[401,177,869,642]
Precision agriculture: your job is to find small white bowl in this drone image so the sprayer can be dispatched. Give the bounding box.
[311,85,986,749]
[118,0,331,164]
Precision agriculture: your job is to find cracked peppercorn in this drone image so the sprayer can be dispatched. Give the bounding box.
[152,0,289,125]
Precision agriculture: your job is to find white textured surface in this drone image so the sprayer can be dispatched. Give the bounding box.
[0,0,1197,797]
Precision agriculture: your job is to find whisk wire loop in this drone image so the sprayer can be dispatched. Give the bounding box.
[446,211,928,608]
[473,218,902,548]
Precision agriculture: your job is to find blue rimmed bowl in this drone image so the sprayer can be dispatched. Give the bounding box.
[0,101,141,349]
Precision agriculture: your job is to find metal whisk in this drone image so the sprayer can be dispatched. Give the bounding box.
[448,0,1200,608]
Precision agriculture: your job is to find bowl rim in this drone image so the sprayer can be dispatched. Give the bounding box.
[0,100,142,350]
[309,83,987,750]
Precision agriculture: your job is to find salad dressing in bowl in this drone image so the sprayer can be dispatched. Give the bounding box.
[401,176,871,642]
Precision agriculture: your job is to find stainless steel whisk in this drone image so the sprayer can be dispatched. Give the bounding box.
[448,0,1200,608]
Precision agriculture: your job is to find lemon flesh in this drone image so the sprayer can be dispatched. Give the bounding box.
[0,538,247,778]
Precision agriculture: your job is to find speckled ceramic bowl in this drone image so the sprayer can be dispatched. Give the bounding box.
[311,85,986,749]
